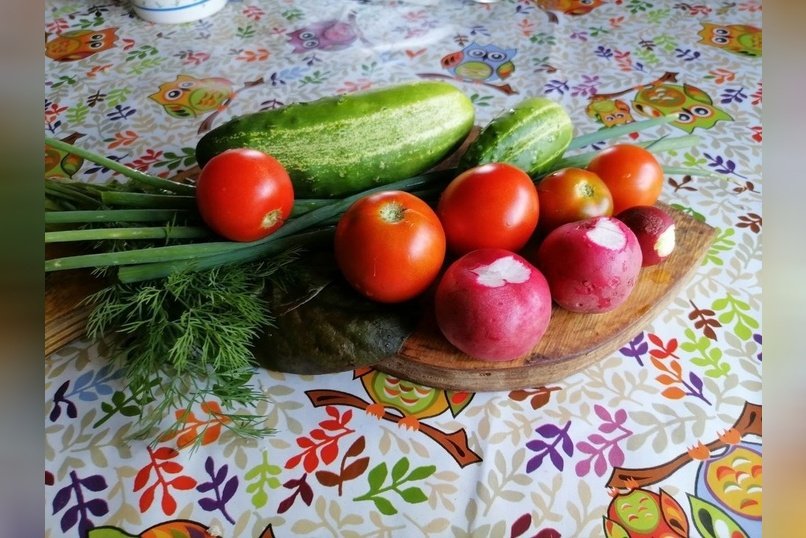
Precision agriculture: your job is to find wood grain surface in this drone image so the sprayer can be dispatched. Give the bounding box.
[44,244,108,356]
[376,204,715,391]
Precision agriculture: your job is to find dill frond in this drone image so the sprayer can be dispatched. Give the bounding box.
[85,250,301,448]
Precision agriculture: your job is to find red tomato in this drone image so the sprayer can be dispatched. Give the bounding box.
[437,163,539,255]
[195,148,294,242]
[586,144,664,214]
[536,167,613,233]
[334,190,446,303]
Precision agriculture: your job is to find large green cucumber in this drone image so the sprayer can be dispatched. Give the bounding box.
[459,97,573,177]
[195,81,475,198]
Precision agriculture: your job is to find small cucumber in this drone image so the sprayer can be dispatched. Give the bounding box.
[459,97,573,177]
[195,81,475,198]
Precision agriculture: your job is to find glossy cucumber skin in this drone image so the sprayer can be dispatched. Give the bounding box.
[195,82,475,198]
[459,97,573,177]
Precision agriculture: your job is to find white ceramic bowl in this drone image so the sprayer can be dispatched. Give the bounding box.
[131,0,227,24]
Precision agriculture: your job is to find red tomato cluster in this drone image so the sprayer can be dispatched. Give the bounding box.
[333,143,665,305]
[194,144,665,311]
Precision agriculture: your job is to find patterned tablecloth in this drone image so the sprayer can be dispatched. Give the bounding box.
[44,0,762,536]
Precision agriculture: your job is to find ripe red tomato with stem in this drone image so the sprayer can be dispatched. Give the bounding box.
[334,190,446,303]
[586,143,664,215]
[195,148,294,242]
[536,167,613,234]
[437,163,539,255]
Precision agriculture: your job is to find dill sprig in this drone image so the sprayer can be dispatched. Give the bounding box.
[85,254,300,448]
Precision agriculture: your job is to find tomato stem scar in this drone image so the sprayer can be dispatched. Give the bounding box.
[379,201,406,223]
[262,208,283,229]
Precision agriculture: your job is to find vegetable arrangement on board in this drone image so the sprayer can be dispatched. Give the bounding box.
[44,80,721,448]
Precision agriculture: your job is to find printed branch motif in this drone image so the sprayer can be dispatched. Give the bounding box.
[606,402,762,489]
[93,376,159,429]
[305,390,482,467]
[315,435,370,496]
[526,421,574,473]
[50,364,125,423]
[158,401,232,449]
[278,473,313,514]
[133,446,197,515]
[52,470,109,536]
[648,334,712,404]
[688,300,722,341]
[196,456,238,524]
[244,451,282,509]
[575,406,633,477]
[508,386,562,410]
[711,294,759,341]
[619,332,649,366]
[681,329,731,378]
[285,405,355,473]
[353,457,435,515]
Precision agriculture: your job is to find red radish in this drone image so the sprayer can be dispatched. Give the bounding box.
[535,216,641,313]
[434,249,552,362]
[616,205,676,266]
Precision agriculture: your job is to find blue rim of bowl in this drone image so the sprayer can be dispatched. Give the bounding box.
[132,0,214,12]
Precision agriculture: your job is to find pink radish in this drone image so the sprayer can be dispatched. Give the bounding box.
[535,216,641,313]
[616,205,676,266]
[434,249,552,361]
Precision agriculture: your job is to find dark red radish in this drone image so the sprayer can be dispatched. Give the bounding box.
[434,249,552,362]
[534,216,641,314]
[616,205,676,266]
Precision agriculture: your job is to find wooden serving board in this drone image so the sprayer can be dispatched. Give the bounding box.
[376,203,715,392]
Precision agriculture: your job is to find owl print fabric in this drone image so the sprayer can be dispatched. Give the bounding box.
[45,1,762,537]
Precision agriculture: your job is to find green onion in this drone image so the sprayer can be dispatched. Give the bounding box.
[661,167,726,180]
[45,137,196,196]
[44,168,455,275]
[291,198,336,217]
[117,227,334,283]
[549,134,701,173]
[45,209,194,224]
[566,114,678,151]
[100,191,197,209]
[46,226,209,243]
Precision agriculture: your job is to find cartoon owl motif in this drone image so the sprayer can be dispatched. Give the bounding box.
[45,132,85,179]
[632,82,733,134]
[287,13,360,53]
[586,98,635,129]
[148,75,234,119]
[698,23,762,58]
[603,483,689,538]
[688,429,762,537]
[440,42,516,83]
[45,28,118,62]
[86,519,221,538]
[537,0,604,16]
[355,368,473,431]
